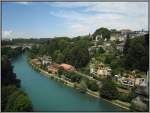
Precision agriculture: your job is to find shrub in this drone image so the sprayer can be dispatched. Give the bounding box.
[78,79,88,93]
[5,90,32,112]
[118,93,130,102]
[100,79,118,100]
[87,80,99,91]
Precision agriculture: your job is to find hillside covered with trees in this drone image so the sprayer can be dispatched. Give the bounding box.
[1,48,33,112]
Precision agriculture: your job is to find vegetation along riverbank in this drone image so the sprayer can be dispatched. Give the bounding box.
[1,47,33,112]
[29,59,130,110]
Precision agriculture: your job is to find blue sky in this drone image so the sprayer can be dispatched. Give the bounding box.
[2,2,148,39]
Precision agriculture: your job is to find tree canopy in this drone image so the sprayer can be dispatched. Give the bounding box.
[123,35,149,72]
[65,46,90,68]
[1,53,32,112]
[1,56,20,87]
[93,27,111,41]
[100,79,118,100]
[2,86,32,112]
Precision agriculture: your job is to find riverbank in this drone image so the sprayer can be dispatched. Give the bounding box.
[29,60,130,111]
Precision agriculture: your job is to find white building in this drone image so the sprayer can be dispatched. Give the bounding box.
[90,62,111,78]
[110,32,125,42]
[95,34,103,42]
[41,56,52,65]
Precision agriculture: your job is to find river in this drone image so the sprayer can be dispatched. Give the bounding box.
[12,54,126,112]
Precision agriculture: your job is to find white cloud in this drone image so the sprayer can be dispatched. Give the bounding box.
[17,2,29,5]
[48,2,94,8]
[2,30,34,39]
[69,24,90,36]
[2,30,13,39]
[49,2,148,37]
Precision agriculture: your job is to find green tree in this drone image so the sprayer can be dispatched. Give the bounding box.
[28,44,39,58]
[5,90,32,112]
[123,36,149,72]
[1,86,17,111]
[64,39,90,68]
[100,79,118,100]
[1,56,20,87]
[78,79,88,93]
[38,44,48,55]
[1,56,33,112]
[87,80,99,91]
[2,47,23,59]
[64,72,82,83]
[58,67,65,76]
[57,39,70,52]
[93,27,111,41]
[52,50,64,64]
[98,47,105,54]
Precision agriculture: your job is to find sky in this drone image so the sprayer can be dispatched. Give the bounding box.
[2,2,148,39]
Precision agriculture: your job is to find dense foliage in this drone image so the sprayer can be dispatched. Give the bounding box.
[1,53,32,111]
[2,47,22,59]
[93,27,111,40]
[118,88,136,102]
[2,86,32,112]
[86,80,99,91]
[64,41,90,68]
[63,71,82,83]
[123,35,149,72]
[1,56,20,87]
[78,79,88,93]
[100,79,118,100]
[28,37,90,68]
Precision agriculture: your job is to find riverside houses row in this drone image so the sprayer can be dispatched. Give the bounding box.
[31,56,76,75]
[31,55,148,88]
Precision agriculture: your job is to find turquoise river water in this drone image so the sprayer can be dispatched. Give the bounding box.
[12,54,126,112]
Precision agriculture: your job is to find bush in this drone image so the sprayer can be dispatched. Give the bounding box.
[78,79,88,93]
[98,47,105,54]
[87,80,99,91]
[118,93,130,102]
[73,83,78,89]
[2,86,32,112]
[100,79,118,100]
[64,72,82,83]
[5,90,32,112]
[118,88,136,102]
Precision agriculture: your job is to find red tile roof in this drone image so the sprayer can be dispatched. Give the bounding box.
[31,59,41,65]
[59,63,75,72]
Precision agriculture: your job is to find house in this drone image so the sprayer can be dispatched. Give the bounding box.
[135,78,146,86]
[97,63,111,77]
[110,31,125,41]
[59,63,76,72]
[116,42,125,52]
[95,34,103,42]
[31,59,41,66]
[41,55,52,65]
[122,77,135,87]
[47,64,59,75]
[90,62,111,78]
[115,71,148,87]
[120,29,132,36]
[129,30,148,38]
